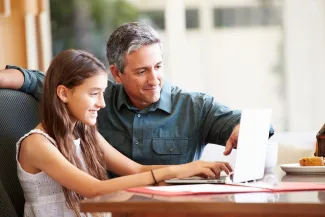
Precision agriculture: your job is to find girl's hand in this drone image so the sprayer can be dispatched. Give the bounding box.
[172,160,233,179]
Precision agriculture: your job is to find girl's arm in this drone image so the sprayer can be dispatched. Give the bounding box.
[20,133,231,198]
[97,132,232,178]
[20,133,168,198]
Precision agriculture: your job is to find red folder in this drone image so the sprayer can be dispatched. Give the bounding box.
[127,182,325,196]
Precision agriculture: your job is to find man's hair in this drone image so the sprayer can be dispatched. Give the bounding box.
[41,49,108,217]
[106,22,161,73]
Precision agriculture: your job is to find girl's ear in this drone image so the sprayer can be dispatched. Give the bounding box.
[57,85,69,103]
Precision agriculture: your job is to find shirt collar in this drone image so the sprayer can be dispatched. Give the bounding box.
[117,85,131,110]
[153,82,172,113]
[117,82,172,114]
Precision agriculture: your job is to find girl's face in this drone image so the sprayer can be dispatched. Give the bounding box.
[65,72,108,126]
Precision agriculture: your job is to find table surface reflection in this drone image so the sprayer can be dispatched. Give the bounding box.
[80,166,325,217]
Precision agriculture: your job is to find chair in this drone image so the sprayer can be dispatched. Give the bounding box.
[0,89,40,217]
[0,178,18,216]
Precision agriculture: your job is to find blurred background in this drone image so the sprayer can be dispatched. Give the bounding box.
[0,0,325,133]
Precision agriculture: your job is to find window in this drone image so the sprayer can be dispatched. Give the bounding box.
[214,6,282,28]
[186,8,199,29]
[139,10,165,30]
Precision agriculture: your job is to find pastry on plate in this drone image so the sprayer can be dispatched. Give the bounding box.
[299,157,324,166]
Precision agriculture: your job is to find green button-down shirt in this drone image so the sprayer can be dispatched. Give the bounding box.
[98,81,242,165]
[7,65,261,166]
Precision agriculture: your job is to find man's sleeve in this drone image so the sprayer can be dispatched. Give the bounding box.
[200,96,242,146]
[200,96,275,146]
[5,65,45,101]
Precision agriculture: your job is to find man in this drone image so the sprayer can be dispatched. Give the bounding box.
[0,22,274,166]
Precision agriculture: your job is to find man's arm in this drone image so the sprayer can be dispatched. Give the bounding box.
[0,65,45,100]
[201,97,274,144]
[201,97,275,155]
[0,68,24,89]
[200,96,242,146]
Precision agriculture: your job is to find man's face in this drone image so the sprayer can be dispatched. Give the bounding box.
[116,43,164,110]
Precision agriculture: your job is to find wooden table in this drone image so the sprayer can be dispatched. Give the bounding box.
[80,167,325,217]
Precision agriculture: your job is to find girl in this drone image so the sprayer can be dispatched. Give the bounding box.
[16,49,232,217]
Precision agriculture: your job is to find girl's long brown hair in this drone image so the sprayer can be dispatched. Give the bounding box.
[41,49,108,216]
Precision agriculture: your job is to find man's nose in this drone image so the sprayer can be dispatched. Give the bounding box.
[147,69,160,86]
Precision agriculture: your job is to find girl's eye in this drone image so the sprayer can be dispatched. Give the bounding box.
[90,93,98,96]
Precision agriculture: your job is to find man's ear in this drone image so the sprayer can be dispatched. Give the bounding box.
[56,85,69,103]
[110,65,122,84]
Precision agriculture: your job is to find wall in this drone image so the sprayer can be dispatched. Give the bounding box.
[0,0,52,71]
[284,0,325,131]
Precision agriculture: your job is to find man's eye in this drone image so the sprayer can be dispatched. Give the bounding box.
[90,93,98,96]
[137,70,145,74]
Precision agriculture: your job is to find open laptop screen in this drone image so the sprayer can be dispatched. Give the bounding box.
[232,109,272,183]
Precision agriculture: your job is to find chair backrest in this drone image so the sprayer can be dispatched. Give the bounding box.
[0,178,18,216]
[0,89,40,217]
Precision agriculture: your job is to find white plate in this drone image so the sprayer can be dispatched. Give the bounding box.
[280,163,325,175]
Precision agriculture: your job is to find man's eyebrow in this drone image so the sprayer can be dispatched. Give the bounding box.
[133,66,148,71]
[133,61,163,71]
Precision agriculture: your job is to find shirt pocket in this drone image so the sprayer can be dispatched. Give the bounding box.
[151,138,188,164]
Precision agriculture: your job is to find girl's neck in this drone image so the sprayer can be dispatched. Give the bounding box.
[36,123,46,133]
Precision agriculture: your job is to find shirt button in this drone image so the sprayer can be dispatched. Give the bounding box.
[137,114,141,118]
[135,141,139,145]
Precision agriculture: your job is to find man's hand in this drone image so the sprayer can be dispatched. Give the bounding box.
[0,68,24,89]
[224,124,240,156]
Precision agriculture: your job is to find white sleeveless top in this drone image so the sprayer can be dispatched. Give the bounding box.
[16,129,93,217]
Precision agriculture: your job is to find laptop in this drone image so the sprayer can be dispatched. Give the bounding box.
[165,109,272,184]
